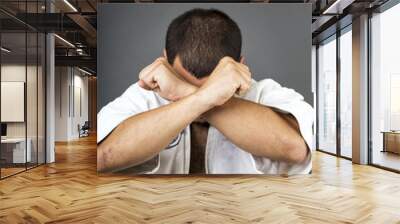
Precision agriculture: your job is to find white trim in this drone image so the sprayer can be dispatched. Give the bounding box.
[54,34,75,48]
[63,0,78,12]
[1,47,11,53]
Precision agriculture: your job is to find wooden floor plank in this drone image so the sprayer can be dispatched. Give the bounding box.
[0,135,400,223]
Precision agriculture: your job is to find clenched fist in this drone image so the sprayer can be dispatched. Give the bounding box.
[197,57,252,107]
[138,57,196,101]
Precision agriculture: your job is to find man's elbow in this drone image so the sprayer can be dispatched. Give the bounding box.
[285,139,308,164]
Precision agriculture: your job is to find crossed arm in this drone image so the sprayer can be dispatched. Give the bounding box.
[97,57,308,173]
[205,98,308,163]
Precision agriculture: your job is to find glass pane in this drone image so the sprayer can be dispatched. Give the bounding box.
[26,0,40,169]
[318,36,337,154]
[371,3,400,171]
[340,29,352,158]
[38,32,45,165]
[27,31,38,169]
[1,30,27,177]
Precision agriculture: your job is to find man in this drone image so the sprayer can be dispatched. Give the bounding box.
[97,8,314,175]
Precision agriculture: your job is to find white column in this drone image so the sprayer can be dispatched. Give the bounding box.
[352,14,369,164]
[45,1,56,163]
[46,32,55,163]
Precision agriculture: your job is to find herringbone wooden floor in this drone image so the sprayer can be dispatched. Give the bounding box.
[1,135,400,224]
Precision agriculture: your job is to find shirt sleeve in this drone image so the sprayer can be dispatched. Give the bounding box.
[97,83,158,144]
[251,79,315,174]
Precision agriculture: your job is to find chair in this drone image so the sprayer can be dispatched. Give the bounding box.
[78,121,90,138]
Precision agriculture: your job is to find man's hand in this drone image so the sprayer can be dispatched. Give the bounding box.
[138,57,196,101]
[197,57,252,107]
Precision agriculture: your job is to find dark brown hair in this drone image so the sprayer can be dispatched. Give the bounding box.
[166,8,242,78]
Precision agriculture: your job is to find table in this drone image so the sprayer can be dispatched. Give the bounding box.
[381,131,400,154]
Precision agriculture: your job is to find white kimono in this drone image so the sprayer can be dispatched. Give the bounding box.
[97,79,314,175]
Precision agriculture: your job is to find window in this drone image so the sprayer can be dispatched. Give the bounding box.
[370,2,400,171]
[317,26,353,159]
[339,27,352,158]
[317,35,337,154]
[0,1,47,179]
[1,30,28,178]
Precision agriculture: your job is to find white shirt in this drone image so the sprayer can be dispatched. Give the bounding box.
[97,79,314,175]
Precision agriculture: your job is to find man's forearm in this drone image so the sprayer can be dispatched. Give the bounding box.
[204,97,308,163]
[97,92,212,172]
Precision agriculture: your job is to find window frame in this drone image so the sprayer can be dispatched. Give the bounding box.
[315,24,353,161]
[367,0,400,173]
[0,1,48,180]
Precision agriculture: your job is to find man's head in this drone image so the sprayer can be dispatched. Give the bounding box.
[165,8,242,86]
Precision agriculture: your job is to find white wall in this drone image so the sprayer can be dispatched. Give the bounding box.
[72,72,89,138]
[1,65,41,138]
[55,67,69,141]
[1,65,26,138]
[55,67,89,141]
[1,64,46,163]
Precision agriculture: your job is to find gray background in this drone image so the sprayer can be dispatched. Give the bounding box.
[98,3,312,110]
